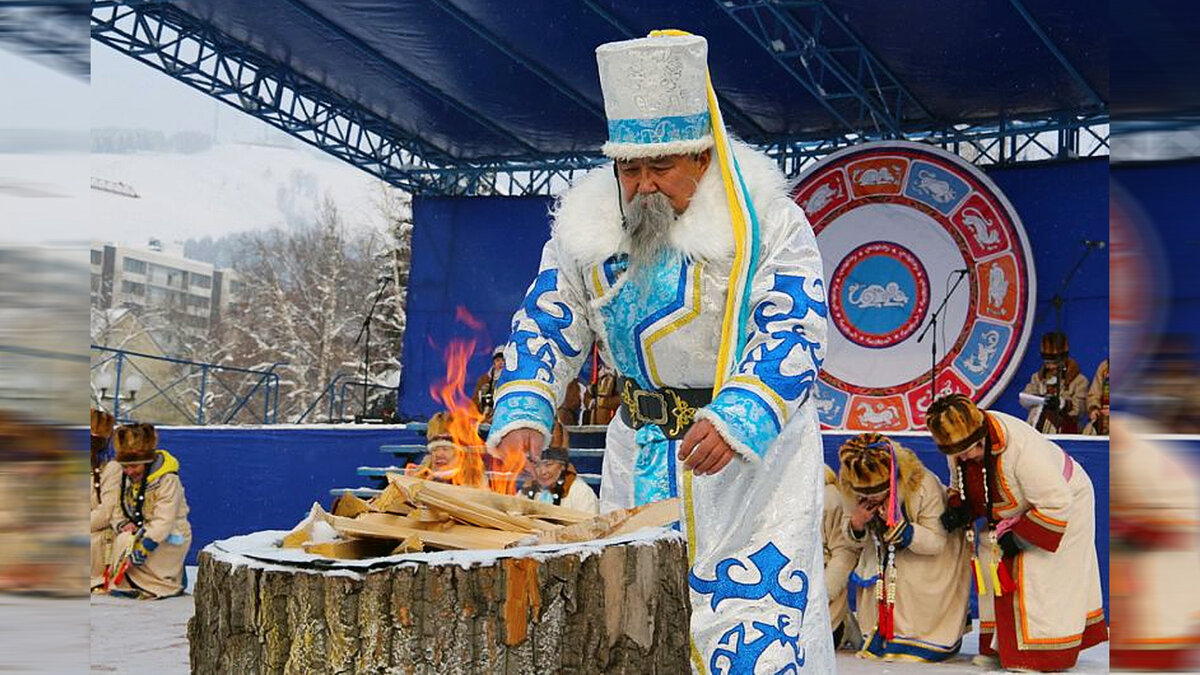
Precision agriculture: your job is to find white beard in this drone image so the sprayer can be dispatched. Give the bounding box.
[622,191,676,277]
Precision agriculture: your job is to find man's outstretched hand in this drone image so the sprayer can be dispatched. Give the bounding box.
[491,428,545,464]
[679,418,736,476]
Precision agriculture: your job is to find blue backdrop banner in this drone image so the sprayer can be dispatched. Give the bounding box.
[399,160,1108,426]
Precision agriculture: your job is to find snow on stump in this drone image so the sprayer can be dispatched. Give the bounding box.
[188,477,690,674]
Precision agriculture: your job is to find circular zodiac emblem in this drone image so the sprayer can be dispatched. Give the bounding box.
[794,141,1035,431]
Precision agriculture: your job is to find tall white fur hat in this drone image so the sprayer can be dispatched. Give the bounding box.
[595,34,714,160]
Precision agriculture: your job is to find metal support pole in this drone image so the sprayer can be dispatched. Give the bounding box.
[197,366,208,425]
[113,352,124,422]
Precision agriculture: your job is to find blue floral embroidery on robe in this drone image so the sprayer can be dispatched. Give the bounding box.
[691,542,811,674]
[633,425,674,505]
[706,387,781,459]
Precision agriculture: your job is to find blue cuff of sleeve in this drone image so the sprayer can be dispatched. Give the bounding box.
[486,390,555,448]
[701,385,783,460]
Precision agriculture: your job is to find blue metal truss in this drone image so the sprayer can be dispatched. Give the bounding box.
[762,113,1109,178]
[91,0,592,196]
[91,1,1106,197]
[716,0,933,139]
[0,0,89,79]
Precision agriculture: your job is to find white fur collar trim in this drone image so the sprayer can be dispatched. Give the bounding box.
[552,140,788,266]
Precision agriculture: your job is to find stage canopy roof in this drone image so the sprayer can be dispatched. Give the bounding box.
[93,0,1114,193]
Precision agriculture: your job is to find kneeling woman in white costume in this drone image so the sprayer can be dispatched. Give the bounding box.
[838,433,971,662]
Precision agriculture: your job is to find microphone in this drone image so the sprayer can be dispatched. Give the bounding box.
[1082,240,1106,249]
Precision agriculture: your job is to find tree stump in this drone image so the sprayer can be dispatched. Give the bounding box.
[188,529,691,674]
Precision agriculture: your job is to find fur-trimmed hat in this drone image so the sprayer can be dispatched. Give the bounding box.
[838,433,895,496]
[114,423,158,464]
[542,422,570,463]
[838,434,927,517]
[90,408,115,438]
[1040,331,1069,359]
[925,394,987,455]
[426,412,456,451]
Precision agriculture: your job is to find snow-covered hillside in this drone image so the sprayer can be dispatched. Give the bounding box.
[89,142,389,245]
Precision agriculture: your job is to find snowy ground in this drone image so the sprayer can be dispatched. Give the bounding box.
[85,566,1108,674]
[0,593,88,672]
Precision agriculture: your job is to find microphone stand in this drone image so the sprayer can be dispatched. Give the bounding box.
[1035,242,1102,332]
[917,270,969,396]
[353,276,391,423]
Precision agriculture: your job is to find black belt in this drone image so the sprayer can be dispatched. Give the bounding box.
[617,377,711,440]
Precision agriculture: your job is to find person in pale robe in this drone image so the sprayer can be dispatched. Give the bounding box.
[411,411,488,489]
[90,408,121,590]
[822,464,862,650]
[486,32,832,672]
[518,423,599,513]
[1109,414,1200,670]
[837,433,971,662]
[927,394,1107,671]
[105,423,192,599]
[1020,331,1088,433]
[1083,358,1109,435]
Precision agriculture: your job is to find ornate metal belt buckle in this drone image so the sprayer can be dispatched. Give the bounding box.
[664,389,697,438]
[633,389,668,425]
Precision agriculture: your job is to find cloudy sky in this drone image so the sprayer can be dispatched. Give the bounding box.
[89,43,290,143]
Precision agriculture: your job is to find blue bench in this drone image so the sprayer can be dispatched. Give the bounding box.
[327,486,383,498]
[354,465,603,489]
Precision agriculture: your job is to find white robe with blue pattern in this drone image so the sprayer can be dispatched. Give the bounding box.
[487,141,833,674]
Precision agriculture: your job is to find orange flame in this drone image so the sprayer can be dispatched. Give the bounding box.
[428,338,525,494]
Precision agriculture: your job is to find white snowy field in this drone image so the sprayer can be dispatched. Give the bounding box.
[84,565,1108,674]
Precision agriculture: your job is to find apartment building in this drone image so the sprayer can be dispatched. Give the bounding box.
[90,239,239,334]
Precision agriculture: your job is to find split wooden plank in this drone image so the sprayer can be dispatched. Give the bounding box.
[322,506,526,550]
[302,537,397,560]
[391,535,424,554]
[516,498,680,547]
[331,492,374,518]
[605,498,682,538]
[280,503,323,548]
[368,482,412,515]
[387,473,588,529]
[405,482,546,534]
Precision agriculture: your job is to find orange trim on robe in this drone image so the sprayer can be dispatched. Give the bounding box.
[990,554,1108,670]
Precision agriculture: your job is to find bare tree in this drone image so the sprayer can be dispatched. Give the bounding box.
[221,191,410,422]
[354,185,413,418]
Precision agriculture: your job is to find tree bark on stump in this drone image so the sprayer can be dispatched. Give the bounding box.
[188,530,691,674]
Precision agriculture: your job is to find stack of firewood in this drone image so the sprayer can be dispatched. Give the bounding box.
[281,473,679,558]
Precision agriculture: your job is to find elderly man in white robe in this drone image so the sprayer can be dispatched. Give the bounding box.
[486,32,831,673]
